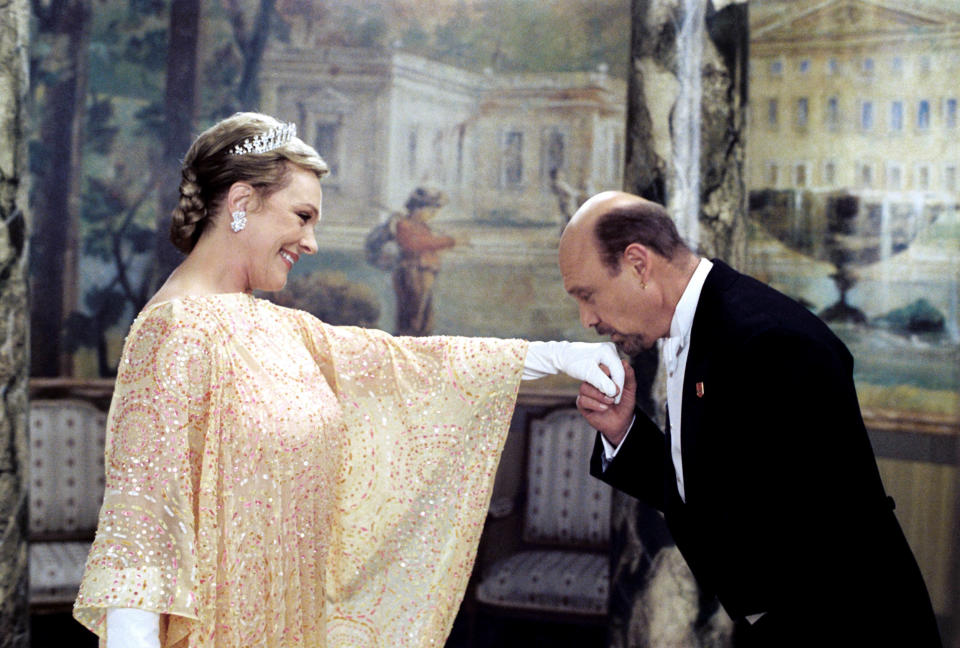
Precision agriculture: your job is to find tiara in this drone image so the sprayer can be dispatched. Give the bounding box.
[230,122,297,155]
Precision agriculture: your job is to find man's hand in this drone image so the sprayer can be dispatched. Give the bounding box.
[577,359,636,446]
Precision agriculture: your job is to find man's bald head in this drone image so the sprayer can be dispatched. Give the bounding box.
[561,191,689,274]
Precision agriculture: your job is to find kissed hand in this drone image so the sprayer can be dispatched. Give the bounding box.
[522,341,625,402]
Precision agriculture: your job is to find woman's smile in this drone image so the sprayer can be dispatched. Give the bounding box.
[280,249,298,269]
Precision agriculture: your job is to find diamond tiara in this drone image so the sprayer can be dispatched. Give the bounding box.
[230,122,298,156]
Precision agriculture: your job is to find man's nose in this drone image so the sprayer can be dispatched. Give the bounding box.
[579,304,599,329]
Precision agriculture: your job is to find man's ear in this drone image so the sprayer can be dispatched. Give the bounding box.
[226,182,255,214]
[622,243,649,279]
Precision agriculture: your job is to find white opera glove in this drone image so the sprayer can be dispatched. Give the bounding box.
[106,608,161,648]
[522,340,624,403]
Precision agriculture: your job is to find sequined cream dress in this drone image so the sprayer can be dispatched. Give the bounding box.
[74,293,527,648]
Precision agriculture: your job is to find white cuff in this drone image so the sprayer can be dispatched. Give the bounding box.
[521,340,564,380]
[106,608,161,648]
[599,415,635,469]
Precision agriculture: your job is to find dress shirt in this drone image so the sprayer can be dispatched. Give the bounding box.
[664,257,713,502]
[601,258,714,504]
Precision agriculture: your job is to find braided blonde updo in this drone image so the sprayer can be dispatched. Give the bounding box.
[170,112,329,254]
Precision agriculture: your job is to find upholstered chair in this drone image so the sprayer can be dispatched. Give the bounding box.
[28,399,107,612]
[471,407,611,642]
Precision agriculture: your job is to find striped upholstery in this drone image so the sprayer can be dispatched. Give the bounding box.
[474,549,608,614]
[475,408,610,616]
[523,408,611,547]
[29,399,106,535]
[28,399,107,607]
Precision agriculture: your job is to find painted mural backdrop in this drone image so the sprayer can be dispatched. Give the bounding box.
[29,0,960,429]
[29,0,630,379]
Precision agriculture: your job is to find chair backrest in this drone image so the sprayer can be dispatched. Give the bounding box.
[523,407,611,548]
[29,399,107,537]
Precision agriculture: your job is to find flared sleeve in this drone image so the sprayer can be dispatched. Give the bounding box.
[299,317,527,647]
[74,301,225,643]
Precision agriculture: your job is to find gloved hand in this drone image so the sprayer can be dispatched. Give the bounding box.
[107,608,161,648]
[523,340,624,403]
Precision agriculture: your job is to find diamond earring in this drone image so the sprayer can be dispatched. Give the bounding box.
[230,210,247,232]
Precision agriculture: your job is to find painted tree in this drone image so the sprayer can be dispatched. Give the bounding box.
[28,0,92,376]
[150,0,200,287]
[60,0,173,375]
[207,0,277,116]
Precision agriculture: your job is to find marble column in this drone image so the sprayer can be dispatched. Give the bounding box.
[611,1,748,646]
[0,1,31,646]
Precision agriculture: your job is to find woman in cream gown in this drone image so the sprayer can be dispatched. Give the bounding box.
[73,112,622,648]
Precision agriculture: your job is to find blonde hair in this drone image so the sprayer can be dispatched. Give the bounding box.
[170,112,329,253]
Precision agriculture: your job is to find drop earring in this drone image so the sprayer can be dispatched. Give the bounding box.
[230,210,247,232]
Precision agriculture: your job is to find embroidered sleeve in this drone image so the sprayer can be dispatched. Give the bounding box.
[74,303,222,640]
[300,317,527,646]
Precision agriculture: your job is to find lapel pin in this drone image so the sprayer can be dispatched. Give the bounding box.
[695,382,705,398]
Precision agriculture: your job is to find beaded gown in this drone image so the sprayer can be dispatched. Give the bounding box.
[74,293,527,648]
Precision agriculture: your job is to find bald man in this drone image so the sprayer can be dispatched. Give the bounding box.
[560,192,940,647]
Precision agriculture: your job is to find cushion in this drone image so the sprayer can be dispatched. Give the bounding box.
[29,541,92,605]
[29,399,107,535]
[475,549,608,615]
[524,408,611,546]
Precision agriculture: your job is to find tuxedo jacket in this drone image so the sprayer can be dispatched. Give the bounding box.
[591,260,940,644]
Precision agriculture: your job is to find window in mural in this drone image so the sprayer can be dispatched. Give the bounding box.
[861,100,874,130]
[918,99,931,130]
[795,97,809,130]
[455,124,466,184]
[891,100,904,132]
[609,130,622,184]
[502,130,525,187]
[826,95,840,130]
[542,127,566,185]
[765,162,779,187]
[887,163,902,191]
[432,129,446,184]
[407,126,419,180]
[315,122,340,177]
[794,163,808,188]
[892,55,904,75]
[824,160,836,186]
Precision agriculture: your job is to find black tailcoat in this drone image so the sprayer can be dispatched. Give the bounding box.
[591,260,940,645]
